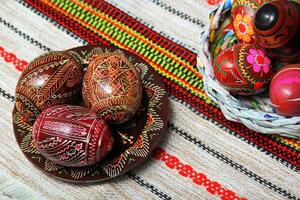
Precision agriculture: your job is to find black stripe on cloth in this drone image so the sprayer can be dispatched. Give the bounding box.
[149,0,206,27]
[0,16,51,52]
[0,88,170,200]
[167,122,299,200]
[127,172,172,200]
[169,95,300,174]
[0,88,15,102]
[14,0,204,59]
[13,0,87,46]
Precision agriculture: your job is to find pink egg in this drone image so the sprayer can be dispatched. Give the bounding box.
[32,105,114,167]
[270,64,300,117]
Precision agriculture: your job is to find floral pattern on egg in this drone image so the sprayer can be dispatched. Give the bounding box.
[231,0,271,44]
[246,48,270,74]
[233,12,254,43]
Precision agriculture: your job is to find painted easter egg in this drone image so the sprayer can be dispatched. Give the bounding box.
[32,105,114,167]
[270,64,300,116]
[212,21,239,59]
[83,51,142,124]
[232,0,270,43]
[254,0,300,62]
[15,51,83,124]
[213,44,274,95]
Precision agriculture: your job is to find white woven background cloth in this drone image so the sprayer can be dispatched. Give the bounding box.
[0,0,299,199]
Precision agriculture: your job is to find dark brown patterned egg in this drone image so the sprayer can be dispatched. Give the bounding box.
[254,0,300,62]
[15,51,83,124]
[82,51,142,124]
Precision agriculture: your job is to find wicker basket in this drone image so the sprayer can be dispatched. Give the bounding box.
[197,0,300,138]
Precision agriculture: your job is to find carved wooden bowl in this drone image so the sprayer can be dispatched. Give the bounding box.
[12,45,169,183]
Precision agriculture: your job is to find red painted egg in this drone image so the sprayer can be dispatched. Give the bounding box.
[254,0,300,62]
[32,105,114,167]
[232,0,270,44]
[270,64,300,116]
[15,51,83,124]
[213,44,274,95]
[83,51,142,124]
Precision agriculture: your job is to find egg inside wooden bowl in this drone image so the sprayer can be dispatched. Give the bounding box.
[82,50,143,124]
[15,51,83,125]
[32,105,114,167]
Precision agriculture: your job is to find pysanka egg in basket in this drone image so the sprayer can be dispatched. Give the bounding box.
[270,64,300,117]
[82,51,142,124]
[213,43,274,95]
[231,0,270,43]
[254,0,300,62]
[15,51,83,124]
[32,105,114,167]
[211,18,239,59]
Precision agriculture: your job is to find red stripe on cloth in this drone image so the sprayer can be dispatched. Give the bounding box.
[153,148,248,200]
[0,46,28,72]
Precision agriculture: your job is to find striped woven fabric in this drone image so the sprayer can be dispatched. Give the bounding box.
[0,0,299,199]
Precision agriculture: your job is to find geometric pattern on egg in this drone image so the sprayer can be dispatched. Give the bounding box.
[15,51,83,124]
[83,51,143,124]
[32,105,114,167]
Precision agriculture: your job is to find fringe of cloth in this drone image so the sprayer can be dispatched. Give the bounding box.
[0,171,46,200]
